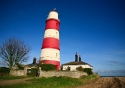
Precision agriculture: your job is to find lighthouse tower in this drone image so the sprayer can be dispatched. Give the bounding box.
[39,9,60,70]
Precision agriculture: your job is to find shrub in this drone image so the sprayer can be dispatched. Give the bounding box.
[40,64,56,71]
[84,68,93,75]
[76,66,84,71]
[0,67,10,76]
[76,66,93,75]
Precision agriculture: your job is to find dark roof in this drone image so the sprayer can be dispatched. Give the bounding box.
[26,63,38,67]
[62,61,92,67]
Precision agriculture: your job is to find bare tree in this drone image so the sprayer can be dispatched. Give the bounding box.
[0,37,31,69]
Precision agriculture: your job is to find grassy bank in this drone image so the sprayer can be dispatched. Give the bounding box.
[0,74,99,88]
[0,75,26,80]
[80,74,100,84]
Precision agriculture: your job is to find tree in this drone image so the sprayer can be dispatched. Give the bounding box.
[0,37,31,69]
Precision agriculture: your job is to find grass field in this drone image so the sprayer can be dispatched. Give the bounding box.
[0,74,98,88]
[0,75,26,80]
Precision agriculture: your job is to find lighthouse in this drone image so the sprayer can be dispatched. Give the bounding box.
[39,9,60,70]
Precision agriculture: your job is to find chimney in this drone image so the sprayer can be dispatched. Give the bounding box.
[33,57,36,64]
[75,52,78,62]
[79,55,81,61]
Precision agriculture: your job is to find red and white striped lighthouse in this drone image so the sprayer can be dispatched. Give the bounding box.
[39,9,60,70]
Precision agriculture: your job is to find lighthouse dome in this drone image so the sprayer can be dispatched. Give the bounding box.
[47,9,59,20]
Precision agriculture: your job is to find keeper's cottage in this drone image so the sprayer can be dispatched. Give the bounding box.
[62,52,93,71]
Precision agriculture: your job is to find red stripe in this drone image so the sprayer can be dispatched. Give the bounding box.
[42,38,60,50]
[39,60,60,70]
[45,19,60,31]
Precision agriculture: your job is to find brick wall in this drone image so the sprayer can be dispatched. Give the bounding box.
[10,70,26,76]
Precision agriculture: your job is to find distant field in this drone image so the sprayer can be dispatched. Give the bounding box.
[101,76,125,77]
[77,77,125,88]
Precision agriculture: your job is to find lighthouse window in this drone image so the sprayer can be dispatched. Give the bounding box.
[56,53,57,57]
[56,32,58,37]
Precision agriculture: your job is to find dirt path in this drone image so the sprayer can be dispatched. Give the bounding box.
[77,77,125,88]
[0,77,34,86]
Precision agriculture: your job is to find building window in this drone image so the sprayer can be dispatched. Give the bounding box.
[67,66,70,71]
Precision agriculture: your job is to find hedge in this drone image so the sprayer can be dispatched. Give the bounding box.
[0,67,10,76]
[76,66,93,75]
[40,64,56,71]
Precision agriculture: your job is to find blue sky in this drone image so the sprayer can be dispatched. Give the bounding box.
[0,0,125,76]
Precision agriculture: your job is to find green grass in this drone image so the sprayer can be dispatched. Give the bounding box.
[0,76,83,88]
[79,74,99,83]
[0,74,99,88]
[0,75,26,80]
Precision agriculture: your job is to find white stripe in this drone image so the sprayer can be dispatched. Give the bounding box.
[44,29,59,39]
[40,48,60,61]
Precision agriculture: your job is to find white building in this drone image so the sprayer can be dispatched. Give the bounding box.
[61,52,93,71]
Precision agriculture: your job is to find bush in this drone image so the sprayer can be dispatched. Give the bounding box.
[0,67,10,76]
[76,66,84,71]
[76,66,93,75]
[40,64,56,71]
[27,68,37,77]
[84,68,93,75]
